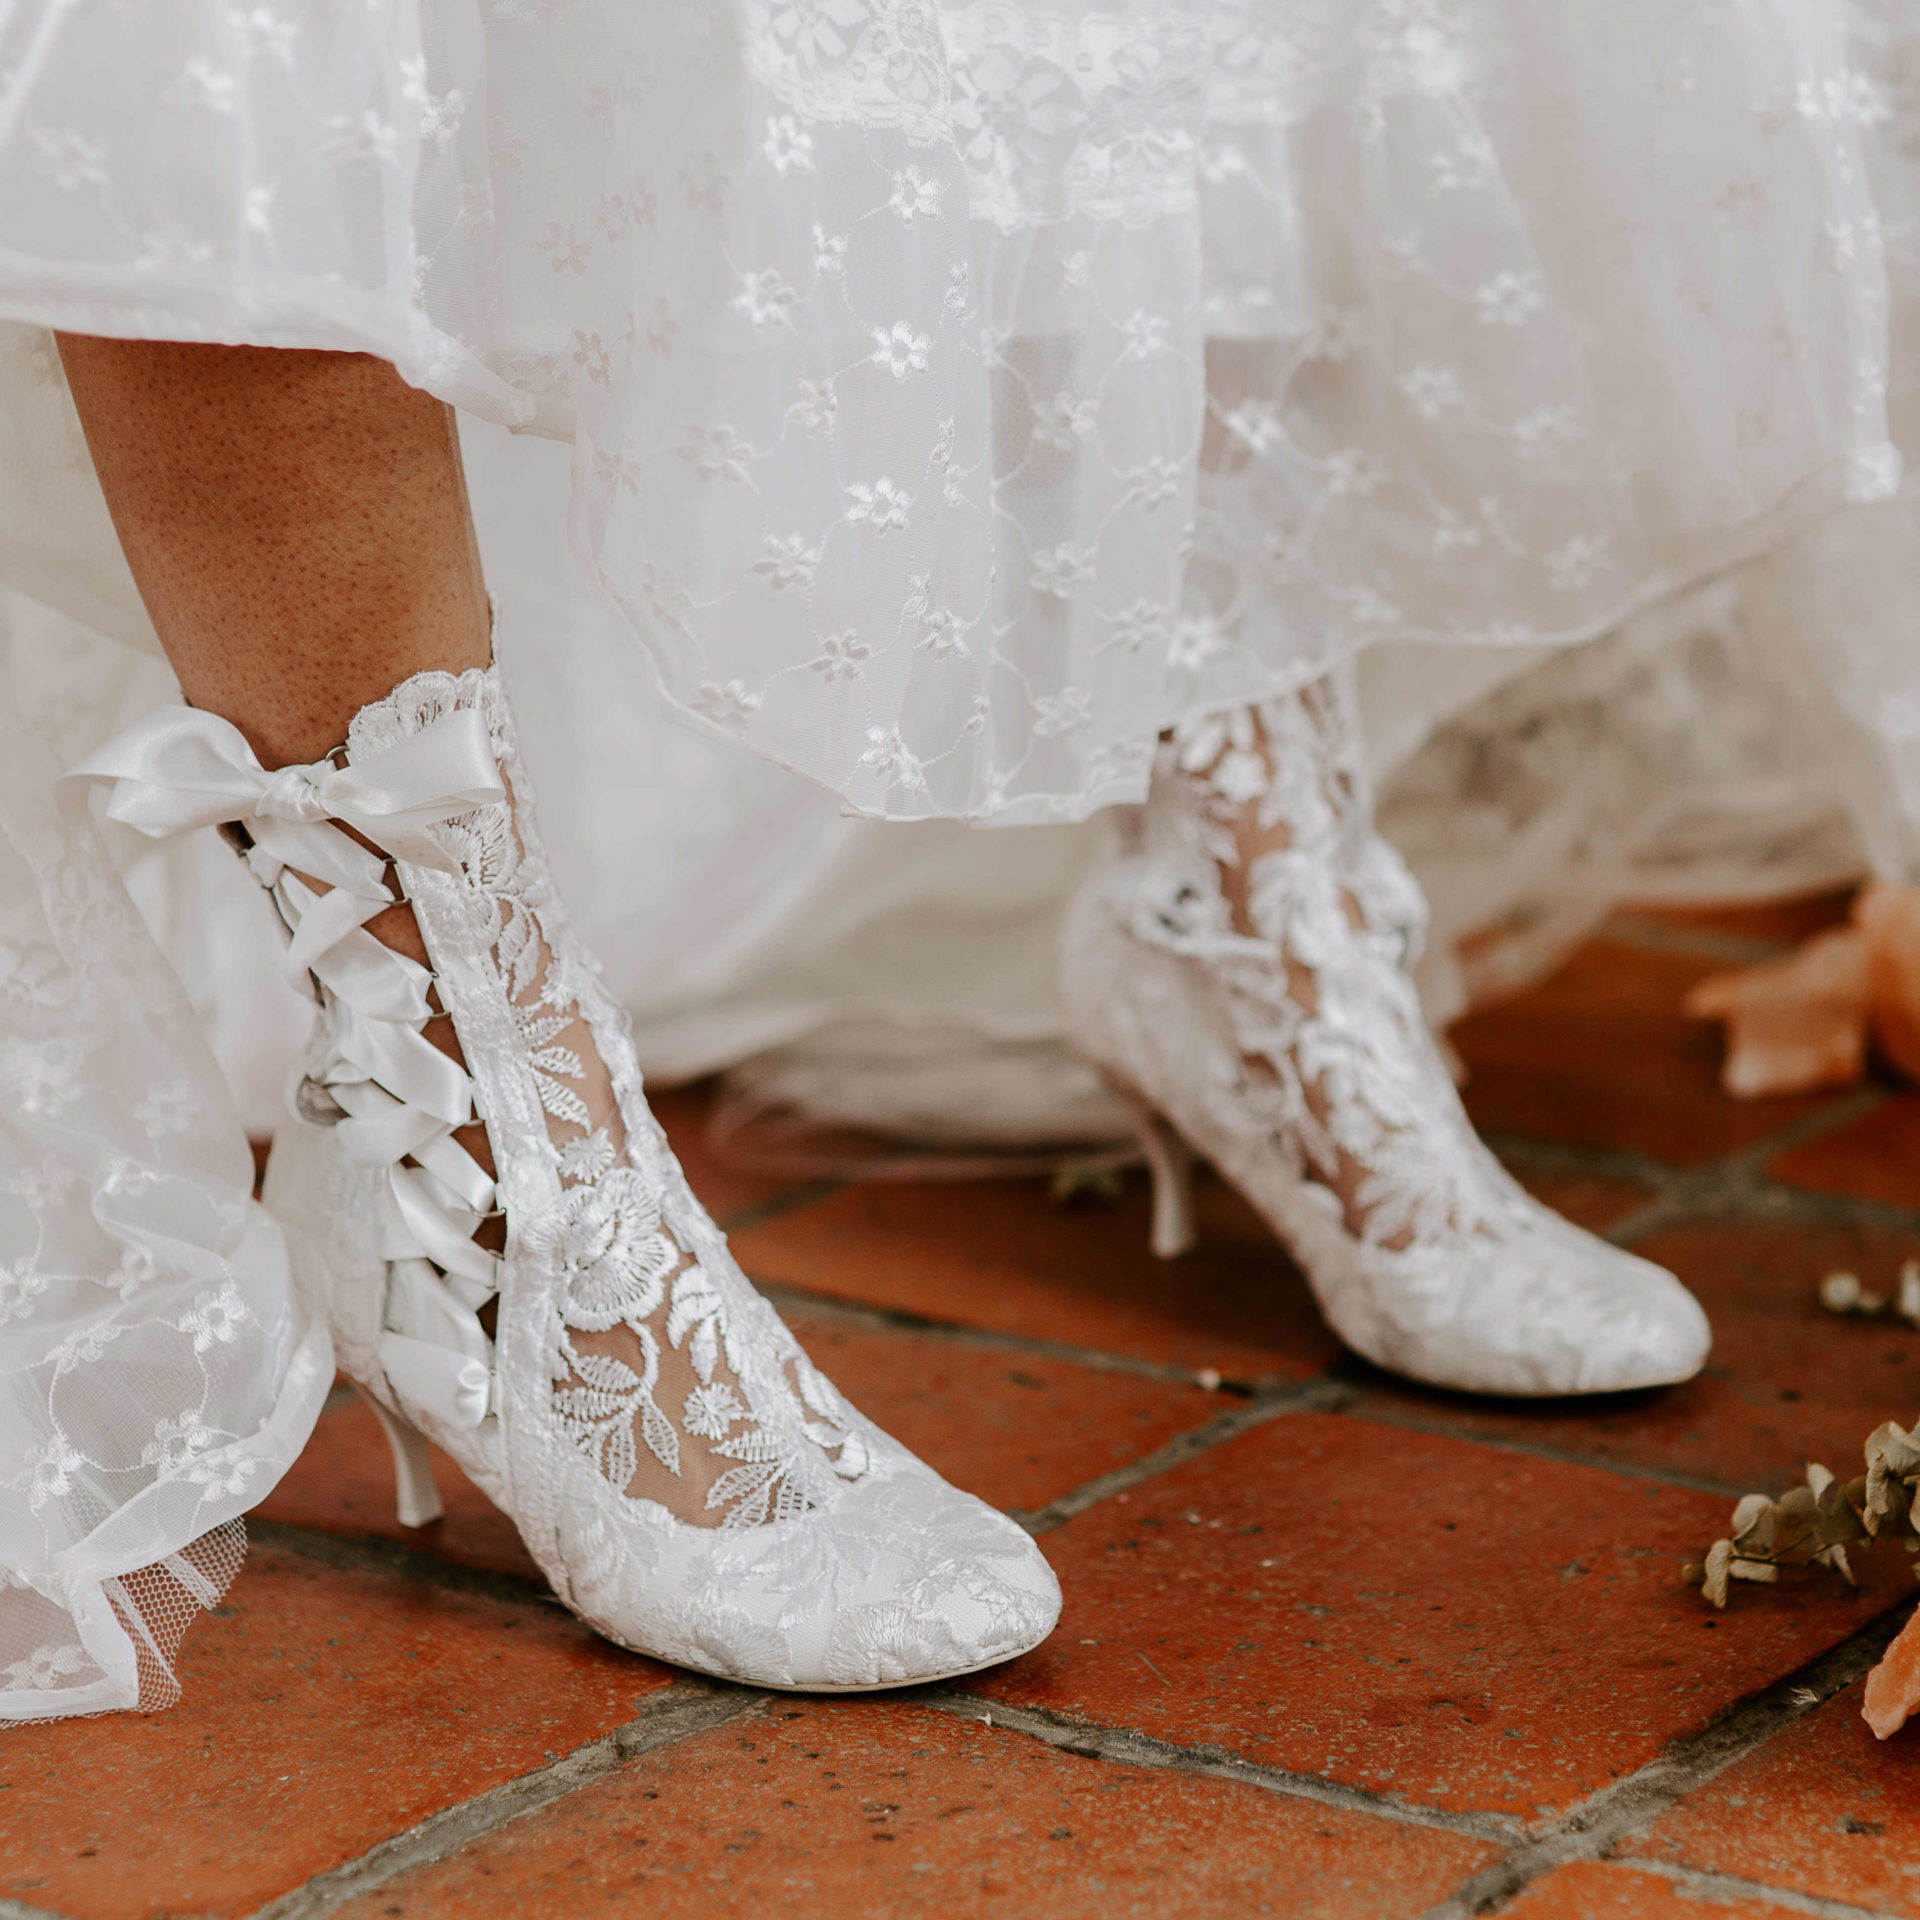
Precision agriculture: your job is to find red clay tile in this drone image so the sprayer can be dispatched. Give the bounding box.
[0,1546,671,1920]
[1612,890,1857,953]
[1769,1096,1920,1213]
[1504,1861,1781,1918]
[972,1413,1906,1820]
[1624,1678,1920,1916]
[731,1169,1342,1384]
[329,1697,1500,1920]
[1450,939,1851,1166]
[255,1391,543,1581]
[778,1303,1219,1517]
[1347,1216,1920,1498]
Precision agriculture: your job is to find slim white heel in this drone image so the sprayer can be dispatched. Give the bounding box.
[359,1387,444,1529]
[1109,1081,1199,1259]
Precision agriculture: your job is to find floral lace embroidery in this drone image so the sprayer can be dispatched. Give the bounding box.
[1150,679,1509,1250]
[345,672,867,1529]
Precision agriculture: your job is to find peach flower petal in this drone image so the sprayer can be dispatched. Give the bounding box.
[1863,1607,1920,1740]
[1683,925,1869,1098]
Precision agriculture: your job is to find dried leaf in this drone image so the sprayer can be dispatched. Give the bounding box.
[1817,1543,1858,1588]
[1870,1421,1920,1478]
[1703,1539,1733,1609]
[1696,1408,1920,1622]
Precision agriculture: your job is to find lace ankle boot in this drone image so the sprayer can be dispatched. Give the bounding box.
[1059,679,1711,1396]
[74,665,1060,1687]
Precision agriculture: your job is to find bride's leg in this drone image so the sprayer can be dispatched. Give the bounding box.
[57,343,772,1520]
[56,338,489,766]
[57,341,497,1111]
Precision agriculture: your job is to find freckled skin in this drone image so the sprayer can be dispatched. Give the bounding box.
[54,336,491,771]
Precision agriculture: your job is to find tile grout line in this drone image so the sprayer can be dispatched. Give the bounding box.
[1594,915,1802,968]
[244,1681,766,1920]
[1616,1857,1909,1920]
[753,1278,1237,1391]
[1491,1085,1907,1254]
[245,1518,562,1610]
[0,1898,69,1920]
[1416,1597,1918,1919]
[908,1688,1526,1847]
[715,1178,848,1236]
[1330,1390,1754,1500]
[1010,1376,1353,1534]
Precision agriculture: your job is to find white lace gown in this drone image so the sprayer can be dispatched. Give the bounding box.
[2,0,1918,1719]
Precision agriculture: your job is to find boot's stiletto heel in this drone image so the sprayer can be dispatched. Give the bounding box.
[1108,1079,1198,1259]
[359,1387,444,1529]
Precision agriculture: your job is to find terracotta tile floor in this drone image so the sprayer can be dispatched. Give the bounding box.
[14,895,1920,1920]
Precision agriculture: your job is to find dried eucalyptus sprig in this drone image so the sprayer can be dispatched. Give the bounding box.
[1688,1420,1920,1608]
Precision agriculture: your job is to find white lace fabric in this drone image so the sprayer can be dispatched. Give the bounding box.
[1061,677,1711,1393]
[336,671,874,1532]
[1156,683,1523,1248]
[0,0,1901,824]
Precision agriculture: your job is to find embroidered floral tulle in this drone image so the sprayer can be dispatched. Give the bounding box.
[0,1,1902,823]
[0,725,329,1724]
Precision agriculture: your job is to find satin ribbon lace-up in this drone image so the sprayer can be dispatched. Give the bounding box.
[70,701,510,1426]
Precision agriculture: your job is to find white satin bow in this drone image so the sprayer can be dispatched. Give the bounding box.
[65,703,505,893]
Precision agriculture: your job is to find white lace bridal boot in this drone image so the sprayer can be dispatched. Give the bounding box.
[1060,682,1711,1397]
[73,665,1058,1689]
